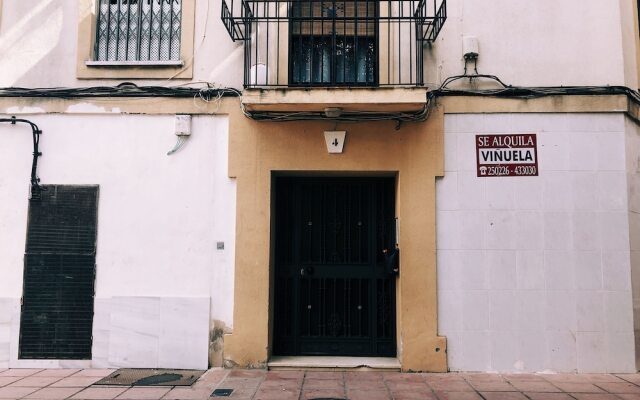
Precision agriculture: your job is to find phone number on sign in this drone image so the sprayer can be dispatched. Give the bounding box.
[481,165,537,176]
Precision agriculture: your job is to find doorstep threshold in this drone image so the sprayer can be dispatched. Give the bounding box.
[268,356,400,371]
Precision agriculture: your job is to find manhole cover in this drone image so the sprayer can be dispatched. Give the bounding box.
[95,369,204,386]
[211,388,234,397]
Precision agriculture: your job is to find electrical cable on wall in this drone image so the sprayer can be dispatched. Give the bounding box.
[431,82,640,103]
[2,82,640,124]
[427,52,640,119]
[0,116,44,200]
[0,84,242,99]
[243,103,430,124]
[167,135,189,155]
[431,61,640,103]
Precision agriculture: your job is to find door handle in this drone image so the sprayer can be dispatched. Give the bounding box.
[300,266,314,276]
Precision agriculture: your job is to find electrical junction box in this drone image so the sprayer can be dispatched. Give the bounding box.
[174,114,192,136]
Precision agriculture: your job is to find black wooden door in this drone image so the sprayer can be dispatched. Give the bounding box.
[273,177,396,357]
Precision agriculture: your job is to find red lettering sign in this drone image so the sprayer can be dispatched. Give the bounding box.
[476,134,538,177]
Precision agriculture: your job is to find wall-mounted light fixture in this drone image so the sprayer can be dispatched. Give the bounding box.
[324,107,343,118]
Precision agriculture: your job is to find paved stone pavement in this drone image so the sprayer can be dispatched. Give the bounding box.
[2,368,640,399]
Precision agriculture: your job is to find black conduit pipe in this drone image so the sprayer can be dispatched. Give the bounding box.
[0,116,43,199]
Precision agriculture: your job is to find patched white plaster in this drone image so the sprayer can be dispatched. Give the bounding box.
[4,107,47,114]
[65,103,110,114]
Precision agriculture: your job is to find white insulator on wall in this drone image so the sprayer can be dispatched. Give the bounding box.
[463,36,479,60]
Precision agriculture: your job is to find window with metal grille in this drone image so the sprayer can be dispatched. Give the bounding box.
[94,0,182,63]
[19,185,98,360]
[290,0,377,86]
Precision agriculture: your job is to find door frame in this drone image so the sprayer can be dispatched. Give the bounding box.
[224,106,447,372]
[271,175,397,357]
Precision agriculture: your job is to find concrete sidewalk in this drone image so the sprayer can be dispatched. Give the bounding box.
[1,368,640,400]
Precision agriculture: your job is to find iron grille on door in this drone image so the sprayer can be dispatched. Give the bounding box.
[273,177,396,357]
[19,185,99,360]
[94,0,182,62]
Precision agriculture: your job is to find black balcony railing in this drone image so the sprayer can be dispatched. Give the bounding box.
[221,0,446,88]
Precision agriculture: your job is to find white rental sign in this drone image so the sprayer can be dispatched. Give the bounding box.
[476,134,539,177]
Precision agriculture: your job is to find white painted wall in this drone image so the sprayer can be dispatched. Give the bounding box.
[0,0,635,89]
[626,117,640,369]
[0,0,244,88]
[425,1,634,88]
[437,113,636,373]
[0,113,236,368]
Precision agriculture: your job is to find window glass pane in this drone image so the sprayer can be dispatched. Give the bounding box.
[290,0,377,85]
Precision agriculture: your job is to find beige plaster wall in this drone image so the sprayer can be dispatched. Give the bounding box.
[223,106,447,372]
[0,94,631,117]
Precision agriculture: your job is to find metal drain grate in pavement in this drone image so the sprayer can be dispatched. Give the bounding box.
[95,368,204,386]
[211,388,234,397]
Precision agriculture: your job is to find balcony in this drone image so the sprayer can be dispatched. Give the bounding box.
[221,0,447,116]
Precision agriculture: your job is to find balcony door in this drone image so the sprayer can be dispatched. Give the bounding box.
[289,0,378,86]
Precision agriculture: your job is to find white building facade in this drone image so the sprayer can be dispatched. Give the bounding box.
[0,0,638,373]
